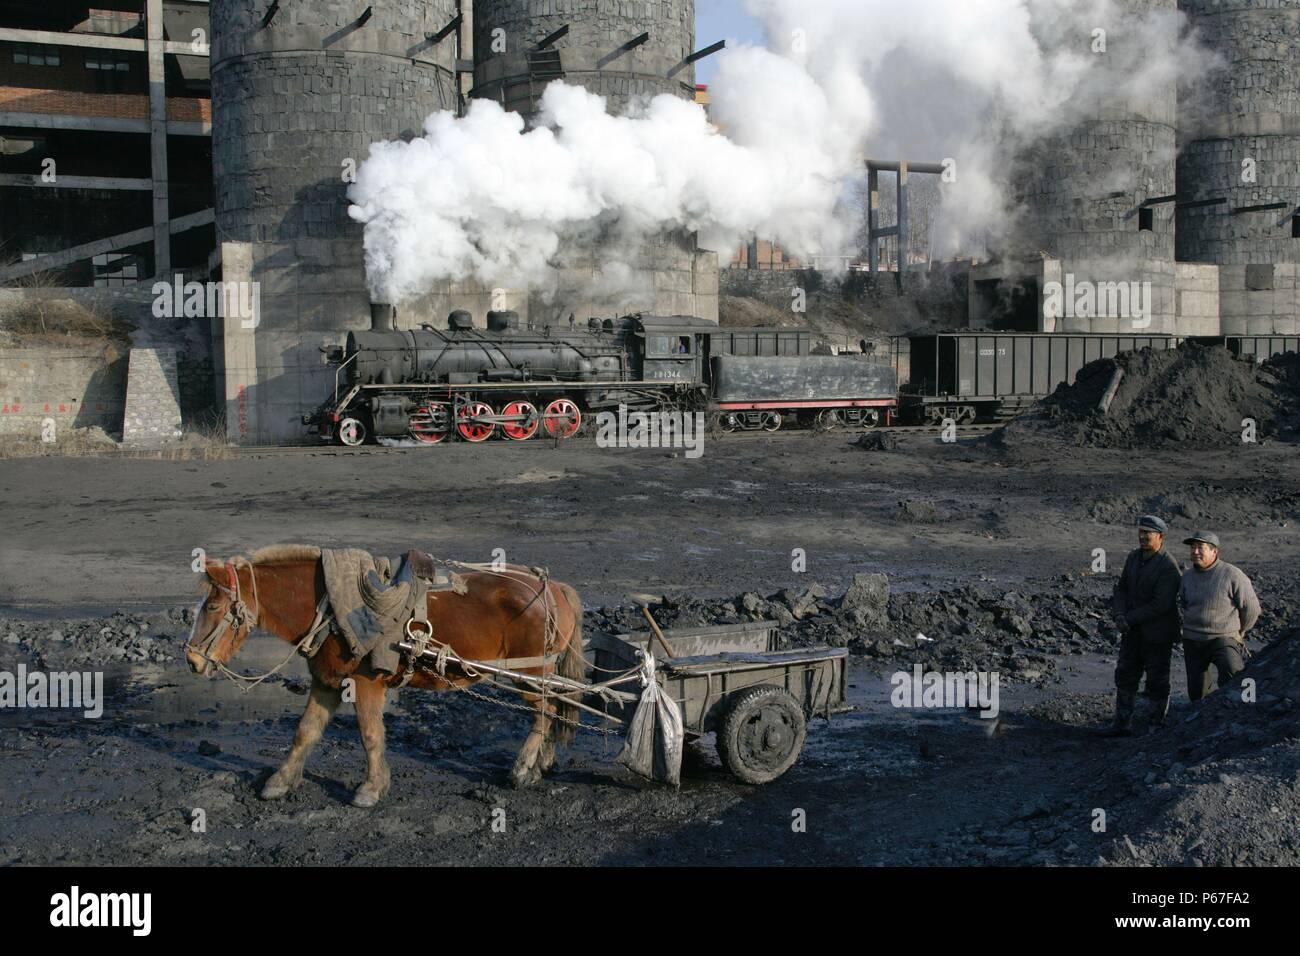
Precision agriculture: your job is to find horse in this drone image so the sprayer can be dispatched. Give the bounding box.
[184,545,587,806]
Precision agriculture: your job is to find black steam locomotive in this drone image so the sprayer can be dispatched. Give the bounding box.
[305,305,899,444]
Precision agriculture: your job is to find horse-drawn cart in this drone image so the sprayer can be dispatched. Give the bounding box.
[189,548,850,801]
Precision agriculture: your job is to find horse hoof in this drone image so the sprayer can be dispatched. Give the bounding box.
[351,788,382,808]
[510,767,542,790]
[260,780,290,801]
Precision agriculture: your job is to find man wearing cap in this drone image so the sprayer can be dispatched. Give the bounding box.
[1179,531,1260,702]
[1103,515,1182,736]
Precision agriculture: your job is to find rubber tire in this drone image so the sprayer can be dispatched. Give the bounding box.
[715,684,807,785]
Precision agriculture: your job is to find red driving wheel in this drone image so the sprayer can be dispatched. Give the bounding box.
[409,404,449,444]
[543,398,582,439]
[456,401,496,442]
[499,401,539,441]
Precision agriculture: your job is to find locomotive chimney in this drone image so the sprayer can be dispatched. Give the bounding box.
[370,302,395,332]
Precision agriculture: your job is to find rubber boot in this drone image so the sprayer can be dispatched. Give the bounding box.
[1099,690,1136,737]
[1147,695,1170,730]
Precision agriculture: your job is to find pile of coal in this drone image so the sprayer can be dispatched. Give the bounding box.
[586,572,1119,683]
[994,344,1300,450]
[1,607,190,669]
[854,431,898,451]
[1085,625,1300,866]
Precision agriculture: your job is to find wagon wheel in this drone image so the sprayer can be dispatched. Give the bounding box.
[456,401,495,442]
[815,409,843,431]
[715,684,807,785]
[760,412,782,433]
[543,398,582,439]
[499,400,539,441]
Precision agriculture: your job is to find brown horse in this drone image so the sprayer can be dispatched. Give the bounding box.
[184,546,586,806]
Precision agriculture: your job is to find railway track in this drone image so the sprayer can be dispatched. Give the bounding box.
[232,421,1001,456]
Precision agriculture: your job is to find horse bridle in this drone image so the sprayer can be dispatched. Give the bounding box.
[186,558,335,690]
[186,562,258,670]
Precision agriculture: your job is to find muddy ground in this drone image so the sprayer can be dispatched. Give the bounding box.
[1,430,1298,866]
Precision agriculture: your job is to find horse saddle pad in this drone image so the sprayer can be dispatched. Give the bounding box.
[321,548,465,673]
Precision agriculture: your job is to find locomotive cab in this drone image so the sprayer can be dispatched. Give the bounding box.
[635,315,716,387]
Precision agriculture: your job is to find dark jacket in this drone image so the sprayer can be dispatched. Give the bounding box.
[1112,547,1181,643]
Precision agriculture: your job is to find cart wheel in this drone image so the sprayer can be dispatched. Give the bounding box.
[715,684,807,785]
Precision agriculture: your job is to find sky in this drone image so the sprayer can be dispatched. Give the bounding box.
[693,0,764,86]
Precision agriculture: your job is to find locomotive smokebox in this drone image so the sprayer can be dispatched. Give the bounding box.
[370,302,396,332]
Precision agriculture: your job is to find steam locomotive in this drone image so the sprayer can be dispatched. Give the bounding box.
[305,304,899,445]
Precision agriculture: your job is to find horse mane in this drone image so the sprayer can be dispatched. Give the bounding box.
[247,544,323,565]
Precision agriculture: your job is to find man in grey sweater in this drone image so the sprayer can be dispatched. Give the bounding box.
[1179,531,1261,702]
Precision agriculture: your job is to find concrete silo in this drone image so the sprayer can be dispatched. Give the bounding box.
[1176,0,1299,336]
[470,0,718,325]
[211,0,460,444]
[974,0,1179,334]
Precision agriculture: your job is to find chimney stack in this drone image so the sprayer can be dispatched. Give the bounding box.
[370,302,395,331]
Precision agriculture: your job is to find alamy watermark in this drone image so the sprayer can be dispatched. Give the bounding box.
[595,404,705,459]
[1043,273,1152,328]
[0,665,103,718]
[50,886,150,936]
[890,663,999,719]
[152,274,260,329]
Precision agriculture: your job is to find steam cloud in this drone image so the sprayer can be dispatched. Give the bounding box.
[347,0,1217,306]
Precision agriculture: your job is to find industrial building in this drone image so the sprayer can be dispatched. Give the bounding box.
[972,0,1300,338]
[1,0,1297,445]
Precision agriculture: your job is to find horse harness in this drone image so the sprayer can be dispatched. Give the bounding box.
[392,562,562,688]
[190,553,562,689]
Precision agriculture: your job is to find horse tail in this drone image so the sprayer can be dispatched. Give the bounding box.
[552,582,586,749]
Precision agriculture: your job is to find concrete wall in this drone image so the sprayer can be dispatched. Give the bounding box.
[1174,262,1222,336]
[1177,0,1300,265]
[211,0,460,444]
[972,256,1186,335]
[1217,263,1300,335]
[0,347,126,437]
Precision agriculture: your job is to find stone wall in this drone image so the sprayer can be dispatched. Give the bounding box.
[0,286,217,429]
[472,0,695,114]
[0,348,126,439]
[1003,0,1178,333]
[122,348,183,448]
[1176,0,1300,265]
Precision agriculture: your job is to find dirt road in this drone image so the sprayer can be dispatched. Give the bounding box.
[2,431,1297,865]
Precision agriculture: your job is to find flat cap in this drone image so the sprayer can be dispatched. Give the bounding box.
[1183,530,1221,549]
[1137,515,1168,534]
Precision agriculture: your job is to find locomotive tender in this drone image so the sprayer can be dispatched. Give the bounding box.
[306,304,899,445]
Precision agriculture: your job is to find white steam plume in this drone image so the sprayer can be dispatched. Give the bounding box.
[347,0,1218,305]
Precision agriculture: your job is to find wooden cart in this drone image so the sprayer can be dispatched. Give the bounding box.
[588,621,849,784]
